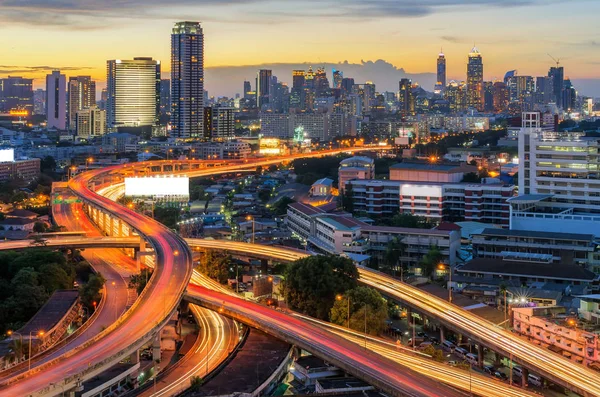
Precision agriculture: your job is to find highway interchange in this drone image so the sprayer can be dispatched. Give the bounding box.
[0,147,599,396]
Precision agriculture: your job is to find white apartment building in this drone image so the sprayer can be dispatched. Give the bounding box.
[195,140,251,160]
[510,112,600,236]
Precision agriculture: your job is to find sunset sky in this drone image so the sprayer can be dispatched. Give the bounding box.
[1,0,599,95]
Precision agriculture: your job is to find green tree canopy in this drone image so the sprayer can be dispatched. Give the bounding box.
[284,255,358,320]
[420,246,443,278]
[330,286,388,335]
[129,269,153,295]
[80,273,106,310]
[196,250,232,284]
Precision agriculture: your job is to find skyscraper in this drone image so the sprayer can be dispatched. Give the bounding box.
[398,78,415,117]
[290,70,306,110]
[68,76,96,131]
[243,81,252,99]
[257,69,272,108]
[436,50,446,92]
[0,76,33,114]
[159,79,171,118]
[341,78,355,96]
[171,21,204,138]
[466,47,484,111]
[46,71,67,130]
[332,69,343,89]
[548,66,564,107]
[106,58,160,130]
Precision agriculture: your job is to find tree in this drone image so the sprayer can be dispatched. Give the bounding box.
[284,255,358,320]
[30,235,48,247]
[39,264,72,293]
[196,250,232,284]
[10,191,27,204]
[270,197,295,216]
[80,273,106,310]
[153,207,181,230]
[341,183,354,213]
[383,237,406,276]
[33,222,47,233]
[419,246,443,278]
[129,269,153,295]
[330,286,388,335]
[190,376,204,390]
[257,189,271,203]
[387,213,433,229]
[40,156,57,173]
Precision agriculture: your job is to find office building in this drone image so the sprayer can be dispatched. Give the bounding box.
[290,70,306,110]
[341,78,355,96]
[68,76,96,131]
[76,107,106,138]
[46,71,67,130]
[171,21,204,138]
[436,50,446,92]
[257,69,272,108]
[390,162,474,183]
[472,228,600,272]
[466,47,484,111]
[0,157,40,183]
[492,81,508,112]
[106,57,160,130]
[511,112,600,236]
[0,76,33,114]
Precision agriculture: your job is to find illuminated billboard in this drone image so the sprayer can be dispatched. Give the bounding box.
[259,138,282,155]
[0,148,15,162]
[125,176,189,197]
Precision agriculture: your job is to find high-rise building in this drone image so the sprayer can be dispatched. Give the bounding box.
[33,89,45,115]
[398,78,414,117]
[0,76,33,114]
[106,58,160,130]
[483,81,494,112]
[562,78,576,111]
[466,47,484,111]
[436,50,446,92]
[492,81,508,113]
[332,69,343,89]
[212,106,235,140]
[159,79,171,118]
[76,107,106,138]
[290,70,306,110]
[68,76,96,130]
[257,69,272,108]
[341,78,355,96]
[314,67,330,97]
[445,81,467,113]
[548,66,564,107]
[46,71,67,130]
[243,81,252,99]
[171,21,204,138]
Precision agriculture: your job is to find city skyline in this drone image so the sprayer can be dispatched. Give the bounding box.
[1,0,600,96]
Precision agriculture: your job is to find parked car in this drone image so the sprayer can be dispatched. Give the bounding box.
[484,365,495,375]
[494,371,508,381]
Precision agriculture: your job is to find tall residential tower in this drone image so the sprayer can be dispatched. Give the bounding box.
[466,47,483,111]
[435,50,446,93]
[171,21,204,138]
[68,76,96,131]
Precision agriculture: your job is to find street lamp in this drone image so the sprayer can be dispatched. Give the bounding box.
[85,157,93,170]
[50,382,65,397]
[28,330,44,371]
[7,330,23,363]
[336,294,368,349]
[438,263,452,303]
[246,215,255,244]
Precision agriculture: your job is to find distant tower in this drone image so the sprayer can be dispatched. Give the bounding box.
[68,76,96,131]
[436,49,446,92]
[332,69,343,89]
[467,46,484,111]
[398,78,414,117]
[256,69,272,108]
[46,70,67,130]
[171,21,204,138]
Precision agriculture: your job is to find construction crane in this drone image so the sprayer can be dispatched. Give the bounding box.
[547,53,561,68]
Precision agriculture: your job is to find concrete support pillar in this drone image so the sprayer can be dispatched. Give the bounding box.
[477,344,484,368]
[521,367,529,386]
[130,350,140,365]
[440,326,446,343]
[261,259,268,275]
[494,351,502,366]
[292,346,302,360]
[152,333,161,363]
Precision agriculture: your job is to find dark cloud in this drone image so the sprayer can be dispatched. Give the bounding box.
[0,0,561,29]
[441,36,464,43]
